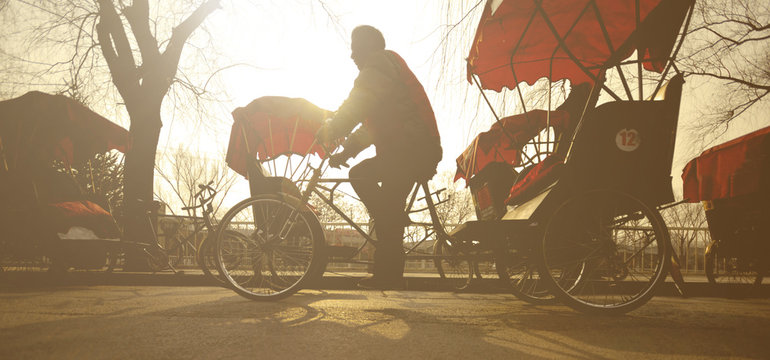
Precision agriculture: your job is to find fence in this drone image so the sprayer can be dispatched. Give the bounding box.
[0,215,715,273]
[668,226,713,274]
[155,215,715,274]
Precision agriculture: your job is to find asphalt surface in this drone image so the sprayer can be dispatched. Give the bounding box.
[1,284,769,360]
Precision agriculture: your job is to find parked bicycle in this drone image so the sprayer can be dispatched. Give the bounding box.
[174,181,253,286]
[159,182,221,268]
[106,199,179,274]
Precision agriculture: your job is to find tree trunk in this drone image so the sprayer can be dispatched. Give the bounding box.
[122,103,163,270]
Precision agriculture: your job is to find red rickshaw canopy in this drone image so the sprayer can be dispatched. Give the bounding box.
[0,91,129,170]
[455,109,571,182]
[467,0,693,91]
[682,125,770,202]
[226,96,331,177]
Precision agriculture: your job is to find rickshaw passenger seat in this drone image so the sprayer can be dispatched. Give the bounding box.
[553,82,593,158]
[245,158,302,199]
[563,74,685,205]
[44,200,121,239]
[505,155,564,205]
[503,75,684,207]
[503,82,593,206]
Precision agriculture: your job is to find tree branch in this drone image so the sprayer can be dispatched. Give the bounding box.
[95,0,138,101]
[160,0,220,80]
[687,71,770,91]
[123,0,160,67]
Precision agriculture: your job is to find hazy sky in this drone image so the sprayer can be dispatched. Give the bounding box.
[162,0,483,209]
[179,0,481,173]
[178,0,768,165]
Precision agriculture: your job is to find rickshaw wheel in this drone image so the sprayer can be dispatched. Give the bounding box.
[539,189,670,315]
[433,238,472,291]
[495,247,557,304]
[704,240,763,286]
[214,193,325,301]
[197,230,249,287]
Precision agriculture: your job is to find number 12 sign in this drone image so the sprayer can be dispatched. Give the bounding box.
[616,128,641,152]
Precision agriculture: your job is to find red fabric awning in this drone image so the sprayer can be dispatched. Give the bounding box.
[0,91,129,170]
[682,126,770,202]
[455,109,570,182]
[226,96,332,177]
[467,0,693,91]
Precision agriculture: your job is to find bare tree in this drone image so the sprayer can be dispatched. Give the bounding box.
[678,0,769,142]
[154,145,237,217]
[93,0,220,247]
[2,1,222,265]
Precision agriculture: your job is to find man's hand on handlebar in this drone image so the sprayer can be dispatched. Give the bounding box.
[328,152,350,169]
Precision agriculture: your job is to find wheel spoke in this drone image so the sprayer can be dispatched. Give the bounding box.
[540,190,669,314]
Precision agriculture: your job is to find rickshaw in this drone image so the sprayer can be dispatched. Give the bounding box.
[214,0,694,315]
[451,0,694,314]
[0,91,166,272]
[682,125,770,286]
[214,96,472,300]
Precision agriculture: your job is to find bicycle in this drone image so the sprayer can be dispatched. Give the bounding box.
[106,199,178,274]
[174,181,252,286]
[160,183,220,268]
[211,114,475,300]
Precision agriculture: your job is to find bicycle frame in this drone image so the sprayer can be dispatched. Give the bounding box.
[285,157,457,263]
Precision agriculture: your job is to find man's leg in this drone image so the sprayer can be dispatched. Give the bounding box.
[349,157,390,284]
[349,158,384,220]
[350,157,415,287]
[372,174,415,282]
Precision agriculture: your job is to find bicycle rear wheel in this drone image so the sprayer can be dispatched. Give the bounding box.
[539,189,670,315]
[214,193,325,301]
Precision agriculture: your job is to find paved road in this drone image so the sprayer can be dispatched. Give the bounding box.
[1,285,769,359]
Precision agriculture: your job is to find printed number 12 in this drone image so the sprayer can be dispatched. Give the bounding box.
[620,130,637,147]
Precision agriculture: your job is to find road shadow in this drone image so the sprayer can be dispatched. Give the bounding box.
[1,289,769,359]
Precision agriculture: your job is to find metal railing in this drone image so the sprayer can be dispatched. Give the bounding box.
[154,215,715,273]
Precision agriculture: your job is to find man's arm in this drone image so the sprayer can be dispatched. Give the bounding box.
[340,125,373,158]
[328,125,373,168]
[325,53,398,140]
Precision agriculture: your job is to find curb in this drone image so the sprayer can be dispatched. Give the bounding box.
[1,271,768,298]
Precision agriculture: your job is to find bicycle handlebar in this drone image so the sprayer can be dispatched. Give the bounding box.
[198,180,215,191]
[182,181,218,212]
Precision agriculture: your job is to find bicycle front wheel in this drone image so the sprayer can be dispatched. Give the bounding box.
[214,194,325,301]
[539,189,670,315]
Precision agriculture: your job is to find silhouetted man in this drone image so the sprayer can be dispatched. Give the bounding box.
[316,25,442,289]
